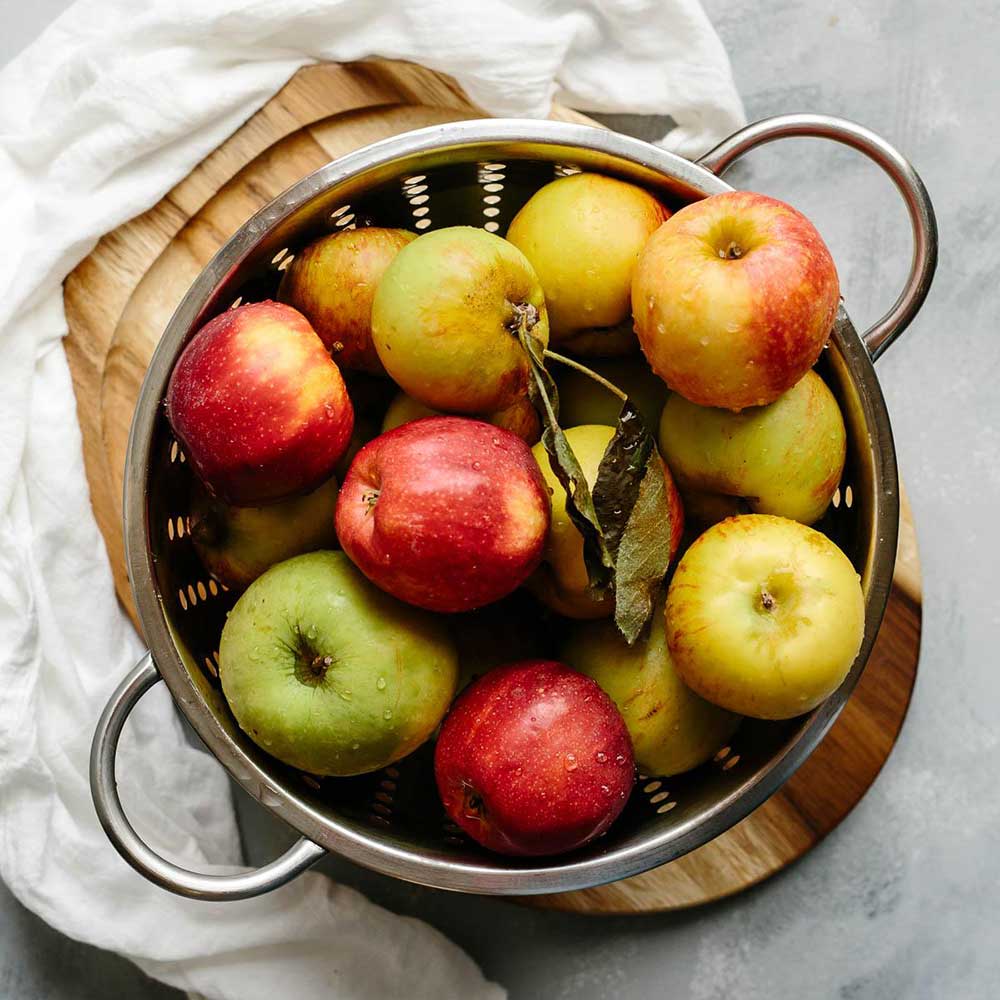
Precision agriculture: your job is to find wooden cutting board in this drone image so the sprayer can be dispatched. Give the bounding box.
[63,59,921,914]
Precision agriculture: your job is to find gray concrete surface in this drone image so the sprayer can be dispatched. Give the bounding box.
[3,0,997,997]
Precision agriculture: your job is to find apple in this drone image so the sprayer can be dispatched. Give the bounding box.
[434,660,634,856]
[381,390,540,444]
[632,191,840,410]
[165,301,353,505]
[219,550,458,776]
[659,370,846,525]
[371,226,549,414]
[555,355,670,431]
[190,476,339,590]
[665,514,865,719]
[336,416,550,613]
[528,424,684,619]
[507,173,668,356]
[561,597,739,777]
[278,227,415,374]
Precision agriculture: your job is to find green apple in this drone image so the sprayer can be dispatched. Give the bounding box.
[665,515,865,720]
[561,598,739,776]
[219,550,458,775]
[381,390,540,444]
[371,226,548,414]
[190,477,338,590]
[555,355,670,430]
[658,371,846,525]
[507,172,668,355]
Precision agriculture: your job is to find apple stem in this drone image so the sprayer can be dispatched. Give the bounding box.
[760,589,776,611]
[542,350,628,402]
[309,654,333,677]
[719,241,744,260]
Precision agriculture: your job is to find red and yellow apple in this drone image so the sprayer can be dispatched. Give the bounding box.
[278,227,415,374]
[371,226,548,414]
[658,370,846,525]
[434,660,634,856]
[336,416,550,613]
[382,390,541,444]
[507,173,668,356]
[632,191,840,410]
[665,514,865,719]
[190,476,339,590]
[529,424,684,619]
[165,301,353,505]
[562,597,739,777]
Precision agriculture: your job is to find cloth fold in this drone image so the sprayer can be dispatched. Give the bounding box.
[0,2,743,997]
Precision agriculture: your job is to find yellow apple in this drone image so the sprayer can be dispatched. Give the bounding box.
[381,390,540,444]
[665,515,865,720]
[561,598,739,777]
[507,173,668,356]
[529,425,616,619]
[528,424,684,619]
[632,191,840,410]
[190,476,339,590]
[658,370,846,525]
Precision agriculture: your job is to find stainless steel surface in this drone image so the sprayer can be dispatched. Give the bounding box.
[97,114,934,898]
[697,114,937,360]
[90,652,325,901]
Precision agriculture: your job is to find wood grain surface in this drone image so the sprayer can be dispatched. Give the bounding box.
[62,59,921,914]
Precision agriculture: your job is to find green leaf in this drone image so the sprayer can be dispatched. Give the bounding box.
[517,327,614,596]
[613,453,673,644]
[591,399,656,562]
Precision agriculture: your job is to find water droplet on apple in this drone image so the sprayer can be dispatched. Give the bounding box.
[700,337,709,347]
[376,676,386,690]
[472,461,481,470]
[595,752,607,763]
[615,754,626,764]
[600,785,611,796]
[383,708,393,720]
[565,753,578,771]
[352,742,360,750]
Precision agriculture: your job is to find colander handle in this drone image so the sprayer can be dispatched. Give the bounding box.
[90,652,326,901]
[696,113,937,361]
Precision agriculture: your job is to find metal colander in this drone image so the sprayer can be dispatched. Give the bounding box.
[90,114,936,901]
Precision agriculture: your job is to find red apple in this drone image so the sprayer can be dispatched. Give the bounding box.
[166,301,353,505]
[278,227,415,374]
[336,416,550,613]
[434,660,635,856]
[632,191,840,410]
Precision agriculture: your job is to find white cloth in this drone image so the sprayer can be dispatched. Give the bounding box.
[0,2,744,998]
